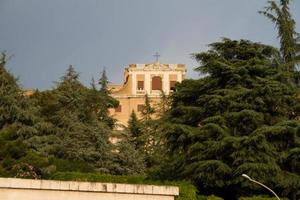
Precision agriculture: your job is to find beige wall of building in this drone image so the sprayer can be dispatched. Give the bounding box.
[0,178,179,200]
[109,61,186,126]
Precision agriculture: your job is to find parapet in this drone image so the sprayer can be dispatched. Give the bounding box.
[0,177,179,200]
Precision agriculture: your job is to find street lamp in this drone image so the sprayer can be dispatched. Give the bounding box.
[241,174,280,200]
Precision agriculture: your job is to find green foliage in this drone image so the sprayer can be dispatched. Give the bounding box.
[128,111,143,140]
[108,140,146,175]
[141,94,155,120]
[157,39,300,200]
[0,56,145,178]
[49,158,95,173]
[29,66,116,172]
[96,69,119,127]
[0,53,44,178]
[156,90,171,116]
[99,68,109,93]
[259,0,298,71]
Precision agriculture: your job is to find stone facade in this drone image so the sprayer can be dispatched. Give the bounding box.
[0,178,179,200]
[109,61,186,126]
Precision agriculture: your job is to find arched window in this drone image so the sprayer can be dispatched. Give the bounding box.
[152,76,162,90]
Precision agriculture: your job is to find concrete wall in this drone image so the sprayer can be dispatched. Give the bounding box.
[0,178,179,200]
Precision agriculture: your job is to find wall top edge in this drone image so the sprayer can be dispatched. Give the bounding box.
[0,178,179,196]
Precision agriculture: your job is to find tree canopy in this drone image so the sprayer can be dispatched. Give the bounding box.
[0,59,142,177]
[259,0,299,71]
[154,39,300,200]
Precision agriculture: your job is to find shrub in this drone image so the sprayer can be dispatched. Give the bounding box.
[49,158,95,173]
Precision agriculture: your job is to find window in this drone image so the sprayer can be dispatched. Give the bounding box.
[137,104,145,112]
[170,81,177,90]
[152,76,162,90]
[137,81,144,90]
[115,105,122,112]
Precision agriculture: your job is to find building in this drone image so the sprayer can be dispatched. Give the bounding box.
[23,89,35,96]
[109,60,186,126]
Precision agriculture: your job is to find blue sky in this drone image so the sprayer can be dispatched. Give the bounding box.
[0,0,299,90]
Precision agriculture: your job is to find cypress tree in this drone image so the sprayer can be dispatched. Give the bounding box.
[99,68,108,94]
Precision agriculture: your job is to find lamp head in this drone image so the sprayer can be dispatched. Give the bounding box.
[242,174,251,180]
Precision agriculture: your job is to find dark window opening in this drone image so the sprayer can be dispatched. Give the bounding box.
[152,76,162,90]
[137,104,145,112]
[115,105,122,112]
[137,81,144,90]
[170,81,177,90]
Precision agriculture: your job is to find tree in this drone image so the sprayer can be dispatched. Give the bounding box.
[99,68,108,94]
[97,69,119,128]
[87,77,118,128]
[0,58,142,177]
[141,94,155,120]
[155,90,171,117]
[105,111,146,175]
[30,66,114,172]
[0,53,48,178]
[127,111,143,148]
[108,137,146,175]
[259,0,299,71]
[158,39,300,200]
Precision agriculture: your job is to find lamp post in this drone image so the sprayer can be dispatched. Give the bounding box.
[241,174,280,200]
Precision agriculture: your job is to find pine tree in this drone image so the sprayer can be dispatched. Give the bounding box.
[141,94,155,121]
[127,111,143,148]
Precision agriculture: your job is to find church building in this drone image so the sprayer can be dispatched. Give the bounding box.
[108,58,186,126]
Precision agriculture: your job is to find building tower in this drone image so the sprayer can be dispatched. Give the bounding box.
[109,59,186,126]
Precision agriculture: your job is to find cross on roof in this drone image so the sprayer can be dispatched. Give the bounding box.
[153,52,160,62]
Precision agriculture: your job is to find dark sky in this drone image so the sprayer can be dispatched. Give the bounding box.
[1,0,299,90]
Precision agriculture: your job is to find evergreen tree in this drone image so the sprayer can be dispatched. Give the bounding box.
[31,66,114,172]
[156,90,171,117]
[108,136,146,175]
[158,39,300,199]
[0,53,48,178]
[97,69,118,128]
[99,68,108,94]
[141,94,155,120]
[106,111,146,175]
[127,111,143,148]
[259,0,299,71]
